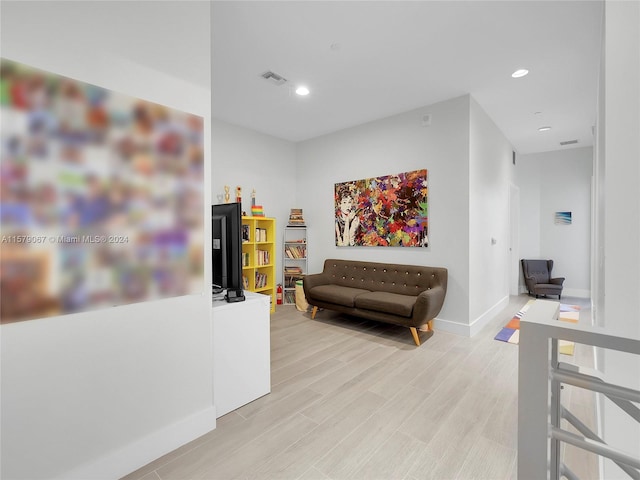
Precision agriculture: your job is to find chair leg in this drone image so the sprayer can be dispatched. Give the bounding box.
[311,306,318,319]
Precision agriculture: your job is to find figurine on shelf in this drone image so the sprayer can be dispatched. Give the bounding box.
[236,186,242,204]
[224,185,230,203]
[252,189,256,206]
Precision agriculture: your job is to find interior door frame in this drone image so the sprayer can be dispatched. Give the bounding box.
[509,183,521,296]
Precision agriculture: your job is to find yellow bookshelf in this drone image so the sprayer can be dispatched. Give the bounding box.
[241,216,276,313]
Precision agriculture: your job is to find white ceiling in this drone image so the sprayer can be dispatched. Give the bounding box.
[212,1,603,154]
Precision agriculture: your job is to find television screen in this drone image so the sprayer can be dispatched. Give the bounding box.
[212,202,244,303]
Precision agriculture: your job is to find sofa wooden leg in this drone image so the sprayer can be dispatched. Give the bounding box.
[427,319,434,331]
[410,327,421,346]
[311,306,318,319]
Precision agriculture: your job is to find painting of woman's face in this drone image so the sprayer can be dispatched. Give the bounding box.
[334,169,428,247]
[340,195,354,214]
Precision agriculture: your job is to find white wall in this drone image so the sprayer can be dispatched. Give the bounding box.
[601,0,640,334]
[515,147,593,298]
[468,97,512,330]
[295,96,472,331]
[514,154,542,261]
[598,1,640,477]
[1,2,215,479]
[212,118,297,284]
[540,148,592,297]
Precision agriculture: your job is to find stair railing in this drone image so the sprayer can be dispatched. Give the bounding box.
[517,300,640,480]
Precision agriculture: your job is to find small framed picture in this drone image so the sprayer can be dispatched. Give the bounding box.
[555,211,572,225]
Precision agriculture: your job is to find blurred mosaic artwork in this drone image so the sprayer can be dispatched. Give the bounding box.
[0,58,204,323]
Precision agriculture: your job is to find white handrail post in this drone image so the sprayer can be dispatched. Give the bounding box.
[550,338,561,480]
[518,301,559,480]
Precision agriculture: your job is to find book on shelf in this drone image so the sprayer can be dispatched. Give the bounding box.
[288,208,305,226]
[284,266,303,274]
[257,249,270,266]
[242,275,249,289]
[254,272,268,289]
[242,224,250,242]
[255,228,268,242]
[284,274,304,288]
[284,245,306,259]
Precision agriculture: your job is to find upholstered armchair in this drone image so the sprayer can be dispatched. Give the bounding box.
[521,259,565,300]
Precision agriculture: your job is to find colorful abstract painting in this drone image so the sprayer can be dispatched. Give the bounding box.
[0,58,204,324]
[335,169,428,247]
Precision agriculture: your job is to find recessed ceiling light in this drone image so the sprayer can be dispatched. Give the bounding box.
[538,126,552,132]
[295,86,310,96]
[512,69,529,78]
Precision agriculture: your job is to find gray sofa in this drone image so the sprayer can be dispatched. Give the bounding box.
[303,259,447,346]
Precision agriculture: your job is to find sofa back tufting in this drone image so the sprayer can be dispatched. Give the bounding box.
[321,259,447,297]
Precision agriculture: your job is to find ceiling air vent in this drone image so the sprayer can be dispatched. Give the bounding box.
[560,139,579,146]
[261,70,287,86]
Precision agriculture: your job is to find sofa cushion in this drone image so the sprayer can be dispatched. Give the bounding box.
[354,291,415,318]
[308,285,371,308]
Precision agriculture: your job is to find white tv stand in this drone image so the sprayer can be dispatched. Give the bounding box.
[212,291,271,417]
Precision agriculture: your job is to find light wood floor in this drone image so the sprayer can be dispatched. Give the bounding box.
[123,295,596,480]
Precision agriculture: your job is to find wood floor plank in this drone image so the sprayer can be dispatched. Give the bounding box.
[481,394,518,450]
[271,330,339,366]
[399,369,483,445]
[192,413,319,480]
[120,411,246,480]
[408,411,484,480]
[155,389,322,480]
[313,384,430,479]
[367,347,445,399]
[270,333,360,381]
[297,466,331,480]
[349,430,427,480]
[408,345,472,394]
[121,296,598,480]
[246,391,387,479]
[240,357,345,419]
[301,347,406,424]
[303,344,396,397]
[455,436,516,480]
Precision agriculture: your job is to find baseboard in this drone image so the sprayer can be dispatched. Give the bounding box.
[470,295,510,337]
[562,288,591,299]
[519,286,590,299]
[55,406,217,480]
[434,295,509,338]
[432,317,471,337]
